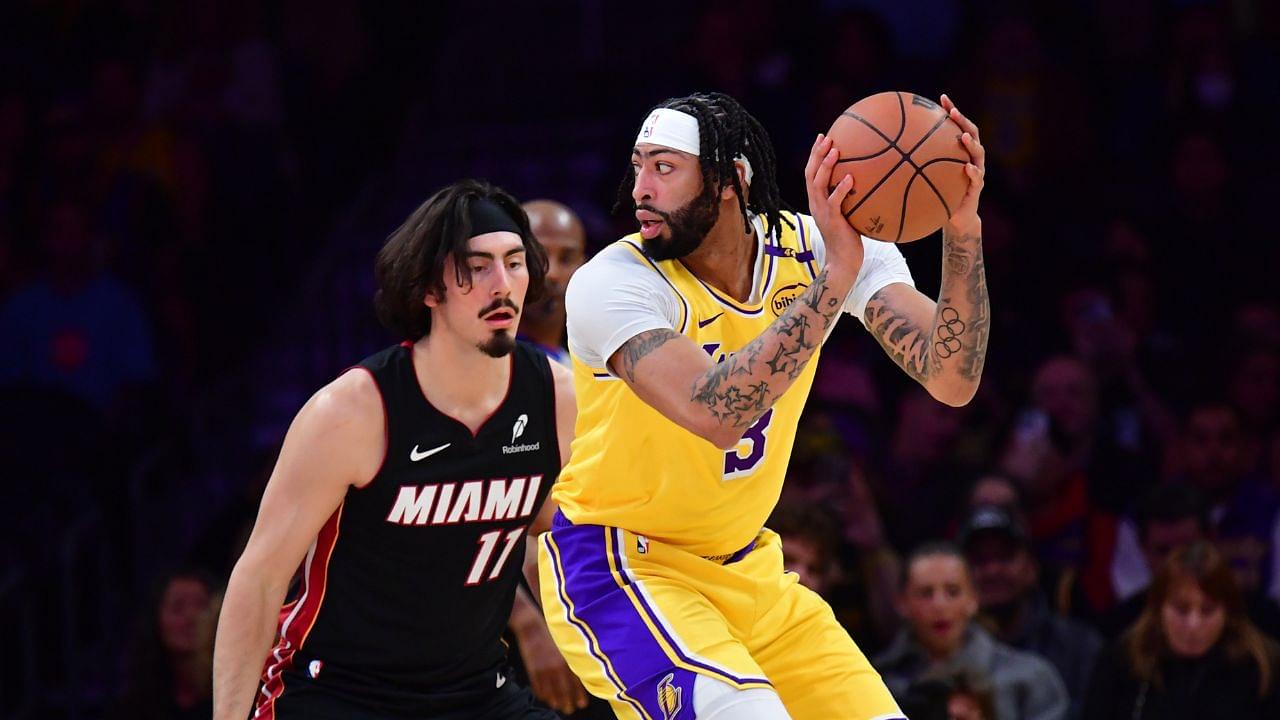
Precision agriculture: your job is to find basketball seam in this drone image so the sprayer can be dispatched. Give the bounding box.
[891,115,958,240]
[843,112,954,233]
[916,170,951,221]
[897,170,920,242]
[839,97,911,163]
[915,157,967,220]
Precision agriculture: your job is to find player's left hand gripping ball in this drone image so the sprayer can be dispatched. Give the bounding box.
[941,94,984,233]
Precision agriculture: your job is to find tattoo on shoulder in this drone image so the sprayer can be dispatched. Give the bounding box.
[616,328,681,382]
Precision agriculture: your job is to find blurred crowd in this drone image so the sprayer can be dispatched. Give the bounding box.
[2,0,1279,718]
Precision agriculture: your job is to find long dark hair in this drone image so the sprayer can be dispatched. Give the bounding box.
[614,92,792,242]
[1125,541,1273,696]
[112,568,219,720]
[374,179,549,340]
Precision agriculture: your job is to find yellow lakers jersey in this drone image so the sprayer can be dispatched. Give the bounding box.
[554,211,823,556]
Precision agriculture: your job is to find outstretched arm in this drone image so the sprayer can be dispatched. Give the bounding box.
[862,94,989,406]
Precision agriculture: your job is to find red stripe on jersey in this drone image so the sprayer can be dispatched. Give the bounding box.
[254,504,344,719]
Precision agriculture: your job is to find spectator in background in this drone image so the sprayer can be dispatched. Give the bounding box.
[1002,354,1146,620]
[0,199,157,414]
[111,568,219,720]
[782,454,904,654]
[876,543,1068,720]
[1229,348,1280,442]
[1104,483,1210,638]
[898,666,998,720]
[881,387,976,552]
[1172,401,1280,602]
[966,473,1028,526]
[960,505,1101,720]
[519,199,587,365]
[1061,279,1177,465]
[1083,541,1280,719]
[770,498,842,597]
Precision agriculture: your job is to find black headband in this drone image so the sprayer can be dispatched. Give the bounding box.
[467,196,522,237]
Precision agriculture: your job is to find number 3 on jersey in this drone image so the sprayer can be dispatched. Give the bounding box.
[723,408,773,481]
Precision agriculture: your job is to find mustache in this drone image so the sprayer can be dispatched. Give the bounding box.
[635,203,673,224]
[478,298,520,319]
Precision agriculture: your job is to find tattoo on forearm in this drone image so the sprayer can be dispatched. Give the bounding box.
[690,269,844,430]
[863,295,932,384]
[936,230,989,382]
[944,240,974,278]
[617,328,680,382]
[863,229,989,390]
[934,306,966,358]
[953,234,989,381]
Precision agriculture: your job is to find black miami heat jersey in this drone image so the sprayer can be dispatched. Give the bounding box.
[258,340,559,704]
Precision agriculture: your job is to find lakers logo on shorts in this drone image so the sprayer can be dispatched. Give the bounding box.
[769,282,808,317]
[657,673,683,719]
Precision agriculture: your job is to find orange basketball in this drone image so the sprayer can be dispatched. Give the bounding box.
[826,91,969,243]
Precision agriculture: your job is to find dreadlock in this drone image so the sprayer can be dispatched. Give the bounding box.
[614,92,793,242]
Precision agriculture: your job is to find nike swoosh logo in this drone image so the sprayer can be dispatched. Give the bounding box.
[409,443,450,462]
[495,673,507,689]
[697,312,725,328]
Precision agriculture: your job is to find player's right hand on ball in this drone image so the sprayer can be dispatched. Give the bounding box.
[805,133,864,282]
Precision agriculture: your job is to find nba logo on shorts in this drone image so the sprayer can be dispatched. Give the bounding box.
[637,535,649,554]
[308,659,323,678]
[657,673,682,719]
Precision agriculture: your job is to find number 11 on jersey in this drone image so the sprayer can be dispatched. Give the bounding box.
[466,526,525,585]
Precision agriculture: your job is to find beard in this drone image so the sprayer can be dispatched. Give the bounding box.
[477,331,516,358]
[639,183,721,261]
[475,297,520,357]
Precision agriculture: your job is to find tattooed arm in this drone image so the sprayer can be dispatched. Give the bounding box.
[606,132,866,449]
[863,94,990,406]
[863,227,989,405]
[610,266,857,449]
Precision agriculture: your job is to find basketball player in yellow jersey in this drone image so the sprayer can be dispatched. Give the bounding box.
[539,92,989,719]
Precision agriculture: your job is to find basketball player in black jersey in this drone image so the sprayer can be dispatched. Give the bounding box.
[213,180,574,720]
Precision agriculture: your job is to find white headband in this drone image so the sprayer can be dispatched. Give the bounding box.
[635,108,753,185]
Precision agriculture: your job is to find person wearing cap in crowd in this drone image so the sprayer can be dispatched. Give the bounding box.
[535,90,989,719]
[961,504,1102,720]
[876,542,1069,720]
